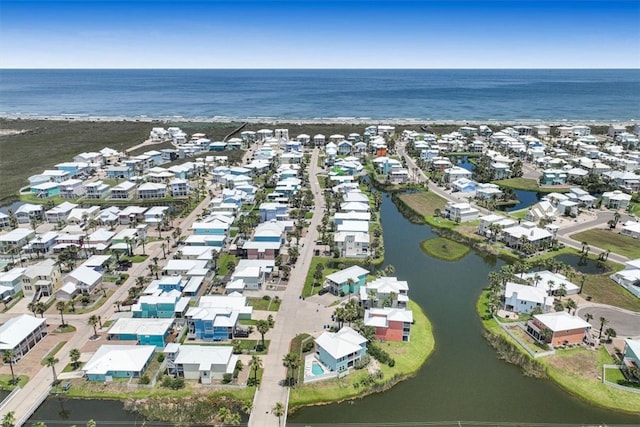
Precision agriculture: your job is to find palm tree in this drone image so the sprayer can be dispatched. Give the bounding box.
[565,298,577,315]
[282,352,300,387]
[2,411,15,427]
[248,355,262,385]
[604,327,617,343]
[272,402,285,427]
[598,316,608,339]
[584,313,593,324]
[70,348,81,369]
[256,320,270,349]
[45,355,59,385]
[88,315,100,337]
[56,301,67,326]
[2,350,17,385]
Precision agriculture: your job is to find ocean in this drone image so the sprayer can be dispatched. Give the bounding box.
[0,69,639,122]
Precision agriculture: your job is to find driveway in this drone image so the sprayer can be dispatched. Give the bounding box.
[576,306,640,338]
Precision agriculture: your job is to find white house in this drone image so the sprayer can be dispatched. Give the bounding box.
[334,231,370,258]
[443,202,479,222]
[610,258,640,298]
[504,282,553,314]
[0,314,48,361]
[164,344,238,384]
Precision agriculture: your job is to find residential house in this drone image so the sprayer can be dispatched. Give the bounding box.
[475,183,502,200]
[620,221,640,239]
[504,282,553,314]
[59,179,86,199]
[107,317,173,347]
[30,182,60,198]
[0,228,36,254]
[518,270,580,295]
[359,276,409,309]
[451,178,476,193]
[259,203,288,222]
[137,182,166,199]
[622,339,640,372]
[106,165,135,179]
[15,204,45,223]
[164,344,238,383]
[525,201,557,223]
[0,267,26,300]
[21,258,62,299]
[541,169,568,185]
[601,190,632,210]
[85,181,110,199]
[314,327,368,373]
[443,202,480,223]
[132,293,190,319]
[364,307,413,342]
[170,178,190,197]
[110,181,137,200]
[65,265,103,294]
[185,306,239,342]
[0,314,48,361]
[526,312,591,347]
[84,345,155,382]
[325,266,369,296]
[610,258,640,298]
[230,260,274,290]
[118,206,147,225]
[334,231,370,258]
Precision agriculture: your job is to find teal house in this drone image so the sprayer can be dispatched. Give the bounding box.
[325,265,370,296]
[107,318,174,348]
[30,182,60,198]
[132,293,190,319]
[84,345,155,382]
[314,327,367,373]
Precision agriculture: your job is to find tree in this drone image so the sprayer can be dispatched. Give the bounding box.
[604,327,617,342]
[540,327,553,343]
[88,315,100,337]
[598,316,608,339]
[282,352,300,386]
[2,350,17,385]
[2,411,15,427]
[248,355,262,385]
[56,301,67,326]
[256,320,270,349]
[565,298,577,315]
[272,402,285,427]
[45,355,59,384]
[31,422,47,427]
[70,348,81,369]
[584,313,593,324]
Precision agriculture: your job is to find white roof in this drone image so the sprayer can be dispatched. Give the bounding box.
[315,327,367,360]
[625,339,640,359]
[68,266,102,286]
[84,345,155,375]
[108,318,173,336]
[534,312,591,332]
[326,265,370,284]
[365,307,413,326]
[519,270,579,294]
[0,314,46,350]
[173,345,234,371]
[505,282,550,305]
[364,276,409,295]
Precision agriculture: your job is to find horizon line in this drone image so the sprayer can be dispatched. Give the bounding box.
[2,67,639,71]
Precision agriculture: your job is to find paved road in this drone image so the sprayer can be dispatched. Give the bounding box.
[249,148,325,427]
[1,191,214,425]
[576,304,640,338]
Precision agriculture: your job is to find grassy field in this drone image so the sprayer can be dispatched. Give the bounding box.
[289,299,434,409]
[397,191,447,217]
[493,178,571,193]
[580,270,640,312]
[40,341,67,365]
[420,237,470,261]
[570,229,640,260]
[302,257,339,297]
[247,297,281,311]
[0,119,153,205]
[0,375,29,390]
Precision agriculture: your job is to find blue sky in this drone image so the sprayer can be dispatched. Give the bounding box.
[1,0,639,68]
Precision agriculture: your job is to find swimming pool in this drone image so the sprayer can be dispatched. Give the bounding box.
[311,361,325,375]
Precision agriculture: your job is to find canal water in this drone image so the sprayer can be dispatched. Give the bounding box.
[28,193,640,425]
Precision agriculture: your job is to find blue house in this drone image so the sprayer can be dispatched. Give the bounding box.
[107,318,173,348]
[106,165,135,179]
[541,169,568,185]
[156,276,184,292]
[84,345,155,382]
[314,327,367,372]
[452,178,476,193]
[192,219,230,235]
[325,266,370,296]
[252,220,285,243]
[186,307,239,341]
[132,294,189,319]
[259,203,288,222]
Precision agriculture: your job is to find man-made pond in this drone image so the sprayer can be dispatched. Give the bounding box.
[29,195,640,425]
[554,254,612,275]
[497,189,541,212]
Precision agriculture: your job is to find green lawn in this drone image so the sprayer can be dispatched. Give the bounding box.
[397,191,447,217]
[420,237,470,261]
[580,270,640,312]
[570,229,640,260]
[0,375,29,390]
[247,297,281,311]
[217,253,239,276]
[40,341,67,365]
[289,299,434,409]
[122,254,149,263]
[302,257,339,297]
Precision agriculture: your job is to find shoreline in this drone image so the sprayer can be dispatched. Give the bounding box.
[1,115,637,127]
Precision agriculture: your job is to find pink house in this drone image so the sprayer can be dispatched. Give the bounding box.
[364,307,413,342]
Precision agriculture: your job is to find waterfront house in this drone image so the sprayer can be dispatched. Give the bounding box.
[451,178,476,193]
[84,345,155,382]
[443,202,479,223]
[501,222,553,252]
[15,204,45,223]
[334,231,370,258]
[524,201,557,223]
[541,169,568,185]
[164,344,238,383]
[106,165,135,179]
[0,314,48,362]
[475,183,502,200]
[359,276,409,309]
[315,327,368,373]
[622,339,640,371]
[58,179,86,199]
[107,317,173,347]
[364,307,413,342]
[170,178,190,197]
[118,206,147,225]
[504,282,553,314]
[325,266,369,296]
[137,182,166,199]
[526,312,591,347]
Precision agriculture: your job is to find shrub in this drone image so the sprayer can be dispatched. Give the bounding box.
[262,295,271,301]
[139,375,151,385]
[354,354,370,370]
[170,378,185,389]
[387,359,395,367]
[222,373,233,384]
[157,353,165,362]
[367,344,395,366]
[302,341,314,353]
